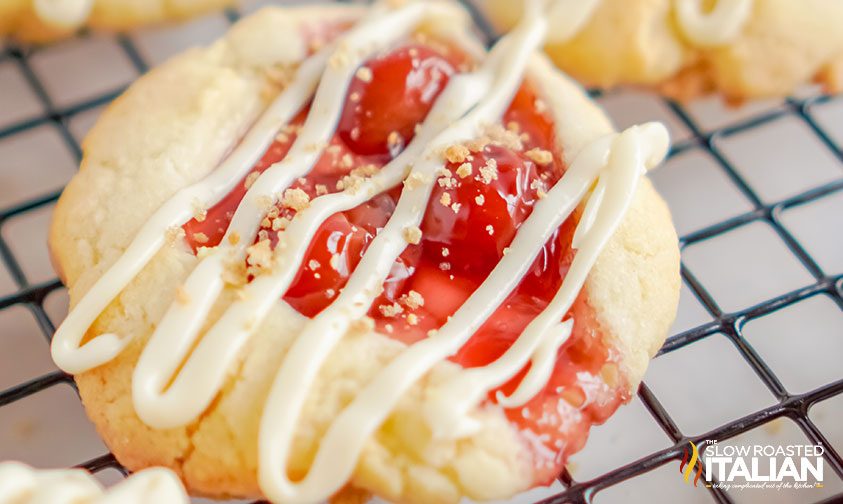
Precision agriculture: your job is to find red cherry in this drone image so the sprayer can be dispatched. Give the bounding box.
[337,44,459,156]
[283,212,372,317]
[421,145,550,278]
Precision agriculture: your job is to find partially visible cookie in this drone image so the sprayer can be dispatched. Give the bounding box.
[482,0,843,101]
[0,462,188,502]
[0,0,232,43]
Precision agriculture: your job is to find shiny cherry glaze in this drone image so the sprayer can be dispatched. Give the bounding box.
[184,37,627,482]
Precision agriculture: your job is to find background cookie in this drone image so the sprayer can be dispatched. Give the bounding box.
[482,0,843,101]
[0,0,232,42]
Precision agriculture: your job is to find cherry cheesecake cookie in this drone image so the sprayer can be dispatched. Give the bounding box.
[482,0,843,101]
[49,1,680,502]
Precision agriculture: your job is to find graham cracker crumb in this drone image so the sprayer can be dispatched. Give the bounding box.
[439,192,451,206]
[255,195,274,210]
[478,158,499,184]
[222,259,248,287]
[466,138,489,153]
[272,217,290,231]
[455,162,473,178]
[525,148,553,166]
[437,167,457,189]
[402,225,422,245]
[356,66,373,83]
[244,171,261,190]
[530,179,548,199]
[305,142,326,153]
[444,144,470,163]
[387,131,402,149]
[475,194,485,205]
[484,123,523,151]
[191,200,207,223]
[337,163,378,194]
[192,232,209,244]
[403,171,427,189]
[399,290,425,310]
[246,239,274,275]
[378,302,404,317]
[329,48,351,69]
[228,232,241,245]
[282,188,310,211]
[406,313,419,326]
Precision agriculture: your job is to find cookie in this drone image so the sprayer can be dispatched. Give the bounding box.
[49,1,680,502]
[0,0,231,42]
[481,0,843,101]
[0,462,188,502]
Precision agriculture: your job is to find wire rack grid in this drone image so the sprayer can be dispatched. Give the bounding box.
[0,1,841,503]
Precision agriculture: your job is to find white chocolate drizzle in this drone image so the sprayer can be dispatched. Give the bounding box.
[674,0,754,47]
[51,1,670,502]
[0,462,188,503]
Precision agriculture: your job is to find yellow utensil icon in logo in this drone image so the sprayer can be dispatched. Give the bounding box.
[680,441,704,486]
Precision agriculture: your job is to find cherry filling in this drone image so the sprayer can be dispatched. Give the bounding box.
[183,37,627,482]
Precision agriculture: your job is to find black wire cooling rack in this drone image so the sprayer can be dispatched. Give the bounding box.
[0,1,842,503]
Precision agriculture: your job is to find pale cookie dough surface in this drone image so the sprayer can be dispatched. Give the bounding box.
[49,4,679,503]
[0,0,232,42]
[483,0,843,101]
